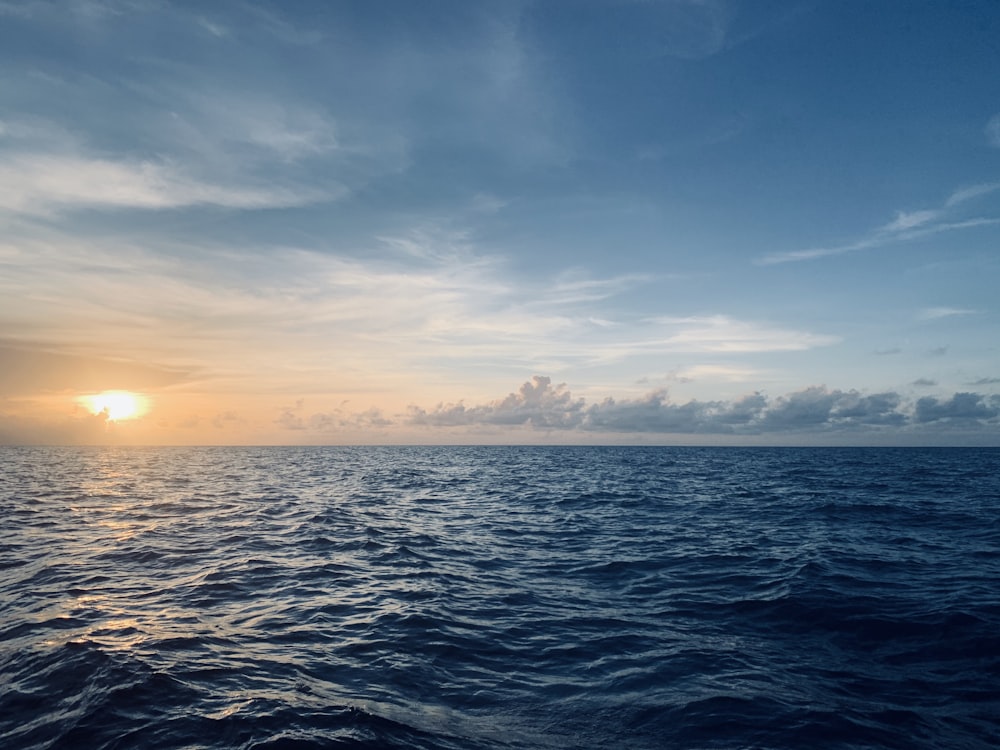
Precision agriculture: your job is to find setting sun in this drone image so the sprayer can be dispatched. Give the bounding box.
[83,391,147,421]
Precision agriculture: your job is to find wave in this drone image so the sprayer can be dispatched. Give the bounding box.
[2,446,998,748]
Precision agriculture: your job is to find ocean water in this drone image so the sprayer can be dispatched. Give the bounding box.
[1,446,998,750]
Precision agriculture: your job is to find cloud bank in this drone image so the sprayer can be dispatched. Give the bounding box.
[6,376,997,445]
[405,376,1000,439]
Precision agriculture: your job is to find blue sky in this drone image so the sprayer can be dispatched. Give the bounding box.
[1,0,999,444]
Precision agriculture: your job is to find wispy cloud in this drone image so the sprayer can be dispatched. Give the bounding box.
[757,182,1000,265]
[917,307,979,321]
[0,222,637,390]
[196,16,228,38]
[0,153,332,215]
[644,0,733,61]
[166,93,342,163]
[666,364,763,383]
[535,270,654,307]
[986,113,1000,148]
[642,315,839,353]
[1,203,847,410]
[945,182,1000,206]
[881,209,939,232]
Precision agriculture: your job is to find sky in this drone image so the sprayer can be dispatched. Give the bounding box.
[1,0,999,446]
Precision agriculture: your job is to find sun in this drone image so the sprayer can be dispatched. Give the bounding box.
[83,391,147,421]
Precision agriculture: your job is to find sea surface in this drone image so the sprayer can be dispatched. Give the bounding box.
[1,446,998,749]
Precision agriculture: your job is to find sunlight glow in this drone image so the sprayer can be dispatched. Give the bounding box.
[82,391,148,421]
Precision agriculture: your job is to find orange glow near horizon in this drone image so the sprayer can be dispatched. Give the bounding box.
[81,391,148,421]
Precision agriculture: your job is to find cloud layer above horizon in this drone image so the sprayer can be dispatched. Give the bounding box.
[408,376,1000,437]
[5,373,999,446]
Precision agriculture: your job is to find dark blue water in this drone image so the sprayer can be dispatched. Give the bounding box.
[1,446,998,749]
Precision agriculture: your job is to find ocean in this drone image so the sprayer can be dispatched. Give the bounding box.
[1,446,998,749]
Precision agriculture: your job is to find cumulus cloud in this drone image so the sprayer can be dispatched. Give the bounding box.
[275,403,306,431]
[409,376,586,429]
[211,411,244,429]
[406,377,999,437]
[914,393,999,424]
[582,390,767,434]
[309,407,393,431]
[760,388,905,430]
[275,399,393,432]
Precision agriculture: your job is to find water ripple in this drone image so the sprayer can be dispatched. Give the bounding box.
[1,446,999,748]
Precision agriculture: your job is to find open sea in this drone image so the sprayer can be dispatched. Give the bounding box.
[1,446,998,749]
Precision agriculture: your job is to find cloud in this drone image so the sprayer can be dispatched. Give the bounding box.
[760,388,905,430]
[236,1,325,45]
[969,377,1000,386]
[406,377,1000,438]
[881,209,940,233]
[1,211,849,403]
[755,240,871,265]
[196,16,228,38]
[211,411,244,429]
[274,398,393,432]
[918,307,978,320]
[275,405,306,431]
[0,7,405,215]
[409,376,586,429]
[269,393,394,433]
[914,393,998,423]
[667,364,762,383]
[945,182,1000,207]
[582,390,768,434]
[986,113,1000,148]
[642,315,839,353]
[541,270,654,306]
[308,407,393,431]
[572,0,782,63]
[757,181,1000,265]
[167,93,343,164]
[0,153,332,215]
[912,378,937,387]
[642,0,733,61]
